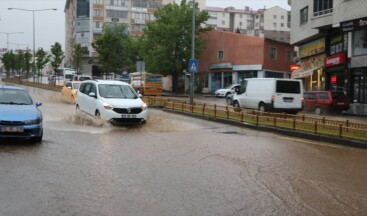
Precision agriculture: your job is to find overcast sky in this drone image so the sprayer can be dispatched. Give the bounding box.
[0,0,290,51]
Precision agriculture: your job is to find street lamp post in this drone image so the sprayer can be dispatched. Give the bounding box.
[190,0,196,104]
[0,32,23,51]
[8,8,57,82]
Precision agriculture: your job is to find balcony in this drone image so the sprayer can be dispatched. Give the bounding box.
[311,8,333,29]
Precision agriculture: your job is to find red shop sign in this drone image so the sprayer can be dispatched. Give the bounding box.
[324,53,346,68]
[290,64,300,72]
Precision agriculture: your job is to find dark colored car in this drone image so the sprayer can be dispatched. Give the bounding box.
[303,90,350,115]
[0,85,43,142]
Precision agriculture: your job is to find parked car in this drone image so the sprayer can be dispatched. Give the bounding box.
[76,79,148,125]
[73,75,92,81]
[232,78,304,114]
[303,90,350,115]
[0,85,43,142]
[215,84,240,97]
[61,81,81,104]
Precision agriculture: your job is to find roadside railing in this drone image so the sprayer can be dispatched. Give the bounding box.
[143,97,367,142]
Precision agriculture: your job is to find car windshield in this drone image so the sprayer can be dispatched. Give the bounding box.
[98,84,138,99]
[0,89,33,105]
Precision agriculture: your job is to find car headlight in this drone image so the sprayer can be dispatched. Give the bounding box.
[103,102,114,110]
[142,103,148,110]
[24,118,42,125]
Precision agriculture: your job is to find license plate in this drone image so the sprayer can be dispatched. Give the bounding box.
[121,114,136,118]
[284,99,293,102]
[1,126,24,133]
[337,102,345,105]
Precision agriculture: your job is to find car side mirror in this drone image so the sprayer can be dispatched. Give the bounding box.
[36,102,42,107]
[89,92,97,98]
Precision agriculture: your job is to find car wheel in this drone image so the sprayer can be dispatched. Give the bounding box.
[233,101,241,112]
[226,97,232,105]
[95,110,101,118]
[31,131,43,143]
[259,103,266,112]
[315,106,322,115]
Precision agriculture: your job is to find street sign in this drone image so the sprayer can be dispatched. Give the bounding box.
[189,59,198,73]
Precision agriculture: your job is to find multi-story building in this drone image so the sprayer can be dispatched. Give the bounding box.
[206,6,291,43]
[199,30,294,93]
[64,0,175,74]
[290,0,367,115]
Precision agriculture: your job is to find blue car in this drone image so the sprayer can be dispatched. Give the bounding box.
[0,85,43,142]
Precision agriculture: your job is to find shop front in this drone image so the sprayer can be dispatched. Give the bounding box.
[291,54,326,91]
[293,38,326,91]
[324,52,347,91]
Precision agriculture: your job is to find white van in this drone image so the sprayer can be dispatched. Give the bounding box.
[232,78,304,114]
[56,68,76,82]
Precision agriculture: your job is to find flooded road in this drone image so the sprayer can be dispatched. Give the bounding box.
[1,85,367,216]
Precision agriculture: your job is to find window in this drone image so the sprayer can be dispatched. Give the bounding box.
[94,9,103,17]
[273,23,277,27]
[286,50,293,62]
[269,47,277,60]
[239,14,243,18]
[273,15,277,19]
[300,6,308,24]
[281,23,284,27]
[313,0,333,16]
[239,22,243,26]
[106,10,128,18]
[95,21,101,28]
[221,21,225,25]
[281,15,284,20]
[218,50,224,59]
[94,0,103,4]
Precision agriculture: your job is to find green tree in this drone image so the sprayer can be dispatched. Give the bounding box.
[23,50,32,79]
[92,23,130,76]
[14,50,25,77]
[35,48,50,82]
[71,43,83,75]
[0,51,15,78]
[50,42,65,76]
[140,0,211,92]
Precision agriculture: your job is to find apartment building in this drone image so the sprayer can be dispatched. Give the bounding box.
[64,0,175,74]
[290,0,367,115]
[199,30,294,93]
[206,6,291,43]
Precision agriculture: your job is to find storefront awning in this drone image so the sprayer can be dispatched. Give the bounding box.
[291,68,317,79]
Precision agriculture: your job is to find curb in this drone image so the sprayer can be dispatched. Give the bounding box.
[163,108,367,149]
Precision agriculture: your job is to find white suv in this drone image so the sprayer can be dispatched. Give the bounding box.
[76,79,148,124]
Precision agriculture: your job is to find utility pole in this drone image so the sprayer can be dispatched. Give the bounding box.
[190,0,195,104]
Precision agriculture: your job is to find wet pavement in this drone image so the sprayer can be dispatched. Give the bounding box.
[0,85,367,215]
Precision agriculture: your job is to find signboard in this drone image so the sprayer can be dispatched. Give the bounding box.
[340,16,367,32]
[290,64,300,72]
[324,53,347,68]
[299,38,325,58]
[189,59,198,73]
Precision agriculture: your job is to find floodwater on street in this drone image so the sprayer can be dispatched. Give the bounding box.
[1,84,367,216]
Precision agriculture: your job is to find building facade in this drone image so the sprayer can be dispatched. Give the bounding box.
[206,6,291,43]
[198,30,294,93]
[290,0,367,115]
[64,0,175,74]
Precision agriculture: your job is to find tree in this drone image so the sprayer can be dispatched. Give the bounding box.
[71,43,83,75]
[0,51,15,78]
[140,0,211,92]
[14,50,24,76]
[23,50,32,79]
[35,48,50,82]
[50,42,64,76]
[92,23,130,76]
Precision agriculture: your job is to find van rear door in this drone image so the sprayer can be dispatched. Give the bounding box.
[274,80,303,109]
